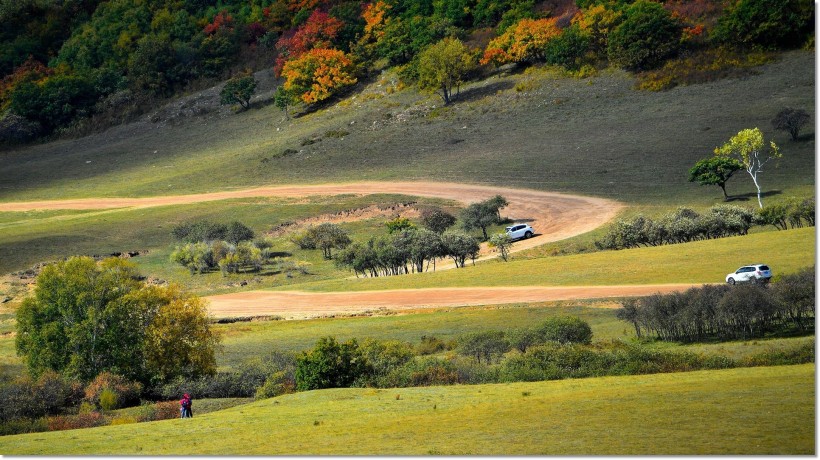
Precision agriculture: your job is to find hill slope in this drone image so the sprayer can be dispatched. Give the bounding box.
[0,364,813,455]
[0,52,813,205]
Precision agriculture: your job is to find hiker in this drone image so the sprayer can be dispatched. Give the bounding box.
[180,393,193,418]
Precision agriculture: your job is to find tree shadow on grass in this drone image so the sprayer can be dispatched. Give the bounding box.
[453,80,516,104]
[725,190,782,203]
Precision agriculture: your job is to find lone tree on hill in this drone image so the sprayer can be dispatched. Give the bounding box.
[417,37,475,105]
[714,127,780,209]
[220,75,257,110]
[771,108,810,141]
[461,195,509,240]
[688,156,744,200]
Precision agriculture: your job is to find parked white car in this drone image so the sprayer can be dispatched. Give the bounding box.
[726,264,772,284]
[505,223,534,241]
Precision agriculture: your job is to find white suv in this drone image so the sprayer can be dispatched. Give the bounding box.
[505,223,534,241]
[726,264,772,285]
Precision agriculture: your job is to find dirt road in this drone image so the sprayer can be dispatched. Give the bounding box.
[0,181,623,255]
[205,285,697,319]
[2,181,643,318]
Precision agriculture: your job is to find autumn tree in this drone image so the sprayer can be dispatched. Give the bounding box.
[480,18,561,66]
[280,48,357,105]
[572,4,623,59]
[771,108,811,141]
[274,9,344,75]
[15,257,219,386]
[714,127,781,208]
[417,37,475,105]
[220,74,258,109]
[688,156,744,200]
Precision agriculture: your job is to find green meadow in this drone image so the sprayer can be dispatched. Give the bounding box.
[0,365,813,455]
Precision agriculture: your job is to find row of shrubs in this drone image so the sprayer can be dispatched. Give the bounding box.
[595,200,814,250]
[3,312,813,436]
[0,371,174,435]
[616,267,814,342]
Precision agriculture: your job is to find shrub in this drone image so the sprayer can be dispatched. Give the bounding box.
[47,412,108,432]
[0,372,82,422]
[0,417,48,436]
[456,330,510,364]
[536,316,593,345]
[416,335,451,355]
[295,337,368,390]
[607,0,683,71]
[84,372,142,410]
[171,220,229,242]
[220,75,257,109]
[543,24,591,70]
[98,388,118,411]
[713,0,813,49]
[255,371,294,399]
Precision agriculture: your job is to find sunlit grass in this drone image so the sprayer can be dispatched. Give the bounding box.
[0,365,812,455]
[283,227,814,291]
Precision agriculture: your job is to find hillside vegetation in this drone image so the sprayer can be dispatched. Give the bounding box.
[0,365,813,455]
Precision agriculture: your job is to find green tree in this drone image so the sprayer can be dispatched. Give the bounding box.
[15,257,219,386]
[713,0,814,49]
[441,230,480,268]
[295,337,368,390]
[220,75,258,110]
[299,223,352,259]
[456,330,509,364]
[688,156,744,200]
[536,316,593,345]
[417,37,475,105]
[461,196,507,240]
[488,233,512,261]
[714,127,781,208]
[420,207,457,233]
[607,0,682,71]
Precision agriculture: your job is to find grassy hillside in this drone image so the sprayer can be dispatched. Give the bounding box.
[0,364,812,455]
[0,52,813,205]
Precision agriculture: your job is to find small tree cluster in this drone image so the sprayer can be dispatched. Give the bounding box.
[336,228,477,276]
[292,223,351,259]
[171,220,254,244]
[616,267,815,342]
[171,240,267,275]
[595,205,756,250]
[756,198,815,230]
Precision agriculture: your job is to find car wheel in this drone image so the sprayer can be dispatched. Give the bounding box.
[524,231,532,239]
[727,277,735,285]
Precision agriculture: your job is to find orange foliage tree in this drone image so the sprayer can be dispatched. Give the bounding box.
[571,5,623,57]
[480,18,562,66]
[280,48,357,104]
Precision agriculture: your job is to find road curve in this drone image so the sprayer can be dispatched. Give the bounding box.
[0,181,622,253]
[205,285,698,319]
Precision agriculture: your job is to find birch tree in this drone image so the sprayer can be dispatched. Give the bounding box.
[714,128,781,208]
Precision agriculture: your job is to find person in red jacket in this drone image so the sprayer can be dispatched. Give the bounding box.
[180,394,192,418]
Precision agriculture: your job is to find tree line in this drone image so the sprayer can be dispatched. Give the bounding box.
[1,0,813,142]
[595,200,814,250]
[616,266,814,342]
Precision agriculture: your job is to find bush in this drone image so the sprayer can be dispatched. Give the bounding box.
[0,417,48,436]
[0,372,82,422]
[171,220,229,243]
[47,411,108,432]
[84,372,142,410]
[295,337,368,391]
[536,316,593,345]
[713,0,813,49]
[416,335,452,355]
[255,371,294,399]
[607,0,683,71]
[456,330,509,364]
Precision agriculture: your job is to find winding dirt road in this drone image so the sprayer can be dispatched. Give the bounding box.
[0,181,695,320]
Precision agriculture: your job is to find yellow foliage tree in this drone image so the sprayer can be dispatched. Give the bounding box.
[480,18,562,66]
